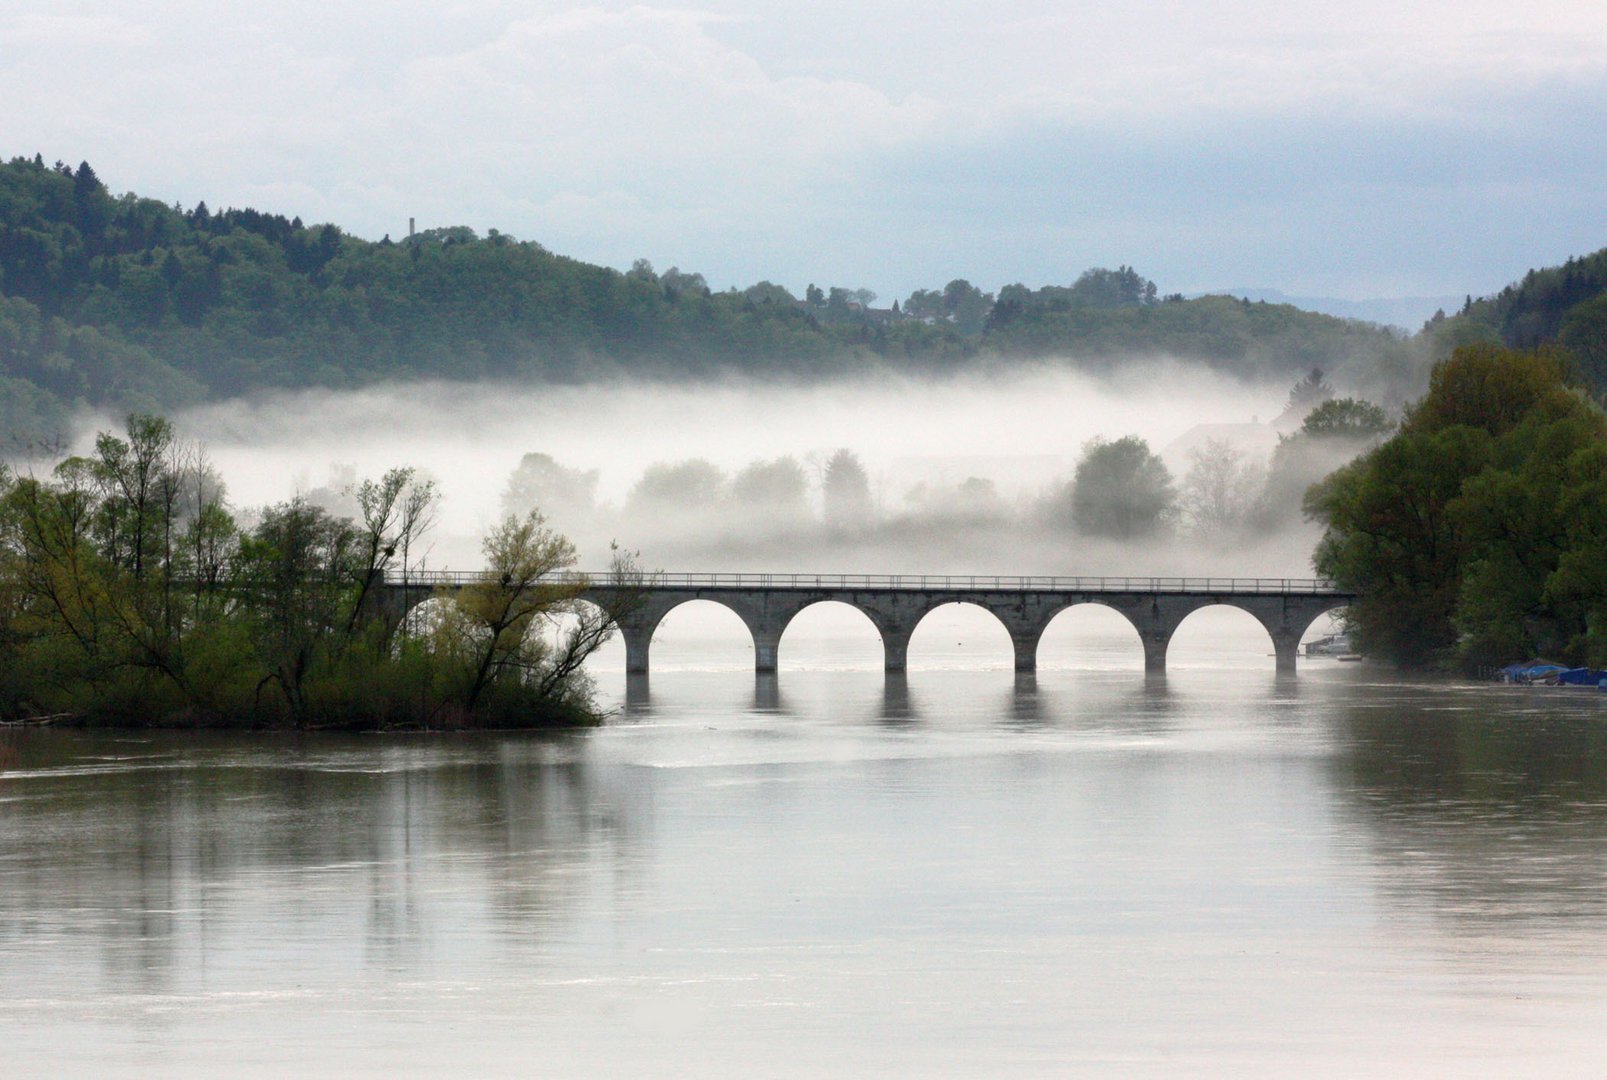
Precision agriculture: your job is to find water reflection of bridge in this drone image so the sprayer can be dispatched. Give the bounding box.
[382,573,1353,675]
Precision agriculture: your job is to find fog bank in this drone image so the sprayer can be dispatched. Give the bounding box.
[72,363,1343,576]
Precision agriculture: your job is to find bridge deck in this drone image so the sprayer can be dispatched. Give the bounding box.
[388,571,1348,596]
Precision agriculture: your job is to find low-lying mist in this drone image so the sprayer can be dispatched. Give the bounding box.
[73,361,1366,577]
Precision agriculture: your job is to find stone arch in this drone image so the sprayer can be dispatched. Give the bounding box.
[375,583,444,641]
[904,600,1016,671]
[1240,596,1354,672]
[1036,600,1146,671]
[776,600,885,671]
[1288,603,1353,658]
[1165,602,1282,671]
[391,594,456,652]
[619,597,757,673]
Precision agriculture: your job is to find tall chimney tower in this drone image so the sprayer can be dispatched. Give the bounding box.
[408,217,415,238]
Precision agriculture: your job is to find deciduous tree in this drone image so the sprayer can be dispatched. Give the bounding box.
[1067,436,1175,539]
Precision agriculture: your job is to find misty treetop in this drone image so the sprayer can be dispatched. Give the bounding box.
[1308,344,1607,672]
[1056,436,1177,540]
[495,391,1367,569]
[2,155,1441,444]
[1295,397,1392,438]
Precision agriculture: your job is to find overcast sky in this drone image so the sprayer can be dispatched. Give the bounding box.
[5,1,1605,303]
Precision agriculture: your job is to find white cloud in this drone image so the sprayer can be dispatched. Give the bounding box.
[396,7,939,164]
[4,13,151,47]
[0,1,1603,298]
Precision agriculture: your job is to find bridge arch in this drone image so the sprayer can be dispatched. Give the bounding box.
[1036,601,1146,671]
[620,597,760,673]
[1165,603,1280,671]
[1154,598,1350,672]
[537,597,627,672]
[391,594,456,653]
[1290,603,1352,659]
[776,600,884,671]
[1244,598,1353,672]
[905,601,1016,671]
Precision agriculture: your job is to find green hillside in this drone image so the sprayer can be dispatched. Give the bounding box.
[1423,250,1607,386]
[2,154,1592,443]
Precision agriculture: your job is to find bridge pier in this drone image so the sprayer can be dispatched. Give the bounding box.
[882,626,913,673]
[624,672,652,712]
[1011,631,1041,673]
[619,620,653,674]
[1245,597,1340,676]
[752,625,783,674]
[1272,632,1302,674]
[754,672,782,711]
[1143,635,1170,673]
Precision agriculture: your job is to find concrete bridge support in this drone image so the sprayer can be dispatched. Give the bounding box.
[752,625,784,673]
[880,625,914,673]
[732,595,811,675]
[1272,632,1302,674]
[1011,632,1042,673]
[621,621,653,674]
[1143,635,1170,673]
[612,591,825,675]
[865,592,1065,675]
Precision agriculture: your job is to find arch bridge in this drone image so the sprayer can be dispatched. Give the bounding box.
[380,573,1353,675]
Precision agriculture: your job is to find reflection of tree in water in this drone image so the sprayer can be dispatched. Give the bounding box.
[1330,696,1607,931]
[0,731,646,994]
[411,743,650,943]
[0,726,21,774]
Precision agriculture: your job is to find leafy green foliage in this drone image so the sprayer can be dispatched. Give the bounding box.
[1298,398,1392,438]
[1308,345,1607,670]
[0,415,617,727]
[1259,397,1393,529]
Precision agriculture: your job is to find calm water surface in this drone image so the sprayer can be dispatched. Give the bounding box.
[4,608,1607,1077]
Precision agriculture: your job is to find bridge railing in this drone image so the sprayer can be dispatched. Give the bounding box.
[384,571,1346,594]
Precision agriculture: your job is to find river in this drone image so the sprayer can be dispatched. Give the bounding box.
[4,605,1607,1077]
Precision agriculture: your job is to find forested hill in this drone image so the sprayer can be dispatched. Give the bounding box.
[0,154,1583,442]
[1423,249,1607,386]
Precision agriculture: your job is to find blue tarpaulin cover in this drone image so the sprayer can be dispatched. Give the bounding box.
[1556,668,1607,685]
[1498,660,1571,682]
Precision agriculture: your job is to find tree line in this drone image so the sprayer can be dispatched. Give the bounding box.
[1,156,1422,444]
[0,415,639,728]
